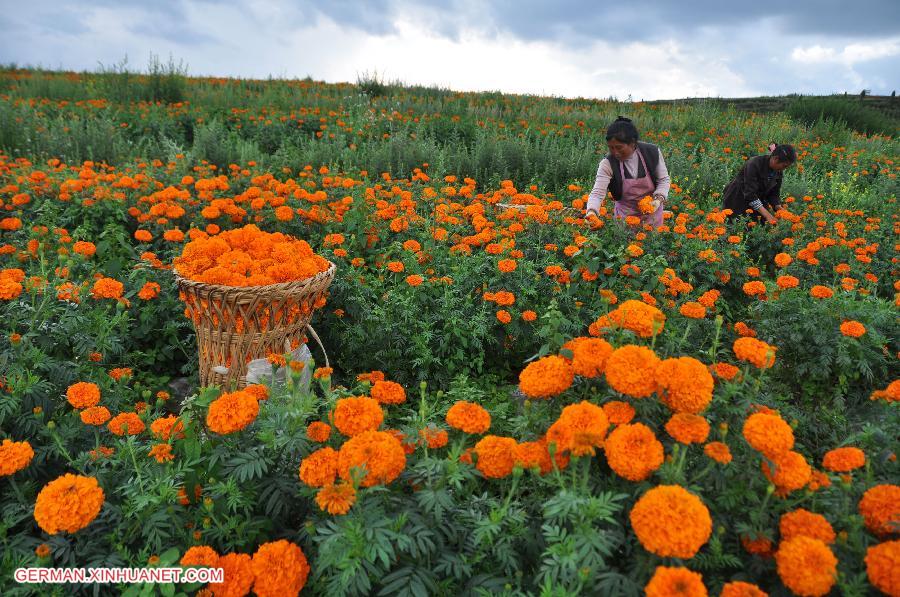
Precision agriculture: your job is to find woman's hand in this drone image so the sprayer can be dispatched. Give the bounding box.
[651,194,664,211]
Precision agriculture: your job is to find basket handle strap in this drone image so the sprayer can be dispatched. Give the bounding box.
[303,324,329,370]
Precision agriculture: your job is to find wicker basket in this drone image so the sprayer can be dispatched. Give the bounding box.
[175,262,336,389]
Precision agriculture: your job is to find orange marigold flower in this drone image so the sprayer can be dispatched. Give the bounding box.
[337,430,406,487]
[313,366,333,379]
[742,534,774,558]
[743,412,794,457]
[0,438,34,476]
[134,229,153,242]
[81,406,112,426]
[810,285,834,299]
[315,482,357,515]
[72,241,96,257]
[859,484,900,537]
[775,537,837,597]
[66,381,101,409]
[591,300,666,338]
[761,450,812,493]
[419,426,449,449]
[545,401,610,457]
[518,355,574,399]
[521,310,537,321]
[446,401,491,434]
[644,566,707,597]
[370,380,406,405]
[206,390,259,435]
[181,545,219,567]
[743,281,767,297]
[679,301,707,319]
[306,421,332,443]
[498,258,517,272]
[405,274,423,286]
[604,422,664,482]
[734,321,756,337]
[839,320,866,338]
[251,540,309,597]
[733,337,776,369]
[605,345,660,398]
[780,509,835,544]
[774,253,792,268]
[108,412,145,436]
[333,396,384,437]
[209,552,255,597]
[710,362,741,381]
[865,540,900,597]
[822,446,865,472]
[91,277,124,300]
[720,581,767,597]
[496,309,512,324]
[703,441,732,464]
[655,356,714,414]
[697,289,720,308]
[243,384,269,401]
[869,380,900,403]
[299,447,339,488]
[776,275,799,289]
[108,367,133,381]
[34,474,104,534]
[473,435,518,479]
[602,400,635,425]
[665,413,710,444]
[561,336,613,378]
[515,437,570,474]
[148,443,175,463]
[387,261,405,273]
[150,415,186,441]
[630,485,712,558]
[137,281,161,300]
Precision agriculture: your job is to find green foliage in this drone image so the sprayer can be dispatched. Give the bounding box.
[786,96,899,136]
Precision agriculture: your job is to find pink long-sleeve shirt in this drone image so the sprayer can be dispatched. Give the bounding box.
[586,147,671,214]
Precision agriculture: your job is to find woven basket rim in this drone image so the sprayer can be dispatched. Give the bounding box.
[174,261,336,293]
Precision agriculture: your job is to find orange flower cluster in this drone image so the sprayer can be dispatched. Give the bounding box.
[333,396,384,436]
[370,380,406,404]
[761,451,812,494]
[560,336,613,378]
[630,485,712,558]
[518,355,574,399]
[206,390,259,434]
[589,299,665,338]
[545,401,610,457]
[181,545,219,567]
[604,423,664,482]
[822,446,865,472]
[733,337,777,369]
[679,301,707,319]
[299,447,338,488]
[0,438,34,476]
[645,566,707,597]
[66,381,101,409]
[337,430,406,487]
[108,412,145,436]
[743,281,767,297]
[210,552,254,597]
[34,474,104,534]
[473,435,518,478]
[445,401,491,434]
[859,484,900,537]
[173,224,330,286]
[665,413,710,444]
[315,481,357,515]
[605,345,660,398]
[251,539,310,597]
[0,268,24,300]
[655,356,714,414]
[810,285,834,299]
[743,412,794,457]
[703,441,732,464]
[839,320,866,338]
[775,536,837,596]
[602,400,635,425]
[870,380,899,403]
[150,415,186,441]
[306,421,332,442]
[779,509,835,544]
[90,276,125,302]
[864,540,899,596]
[80,406,111,425]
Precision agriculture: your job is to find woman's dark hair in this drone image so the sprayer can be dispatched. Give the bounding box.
[770,143,797,164]
[606,116,639,144]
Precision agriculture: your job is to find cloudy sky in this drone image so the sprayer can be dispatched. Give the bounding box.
[1,0,898,100]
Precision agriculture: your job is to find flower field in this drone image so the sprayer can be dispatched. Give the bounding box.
[0,69,898,596]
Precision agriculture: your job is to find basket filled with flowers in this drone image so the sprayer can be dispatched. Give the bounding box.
[173,224,335,389]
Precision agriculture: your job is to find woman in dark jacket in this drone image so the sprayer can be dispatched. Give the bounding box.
[722,143,796,224]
